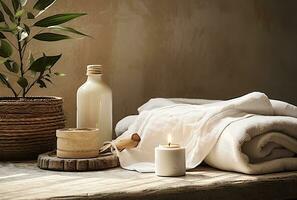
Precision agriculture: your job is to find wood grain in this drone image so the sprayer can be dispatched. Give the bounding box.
[0,162,296,200]
[37,151,119,171]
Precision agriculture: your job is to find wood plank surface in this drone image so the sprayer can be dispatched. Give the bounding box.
[0,161,296,200]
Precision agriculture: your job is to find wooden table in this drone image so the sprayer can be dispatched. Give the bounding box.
[0,161,297,200]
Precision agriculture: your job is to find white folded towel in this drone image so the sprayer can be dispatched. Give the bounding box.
[205,115,297,174]
[115,98,218,137]
[114,92,297,174]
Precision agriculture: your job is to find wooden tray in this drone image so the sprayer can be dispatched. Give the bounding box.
[37,151,119,171]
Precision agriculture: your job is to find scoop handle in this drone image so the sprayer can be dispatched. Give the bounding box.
[115,133,141,152]
[99,133,141,153]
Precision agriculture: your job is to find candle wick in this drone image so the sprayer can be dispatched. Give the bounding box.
[168,142,171,147]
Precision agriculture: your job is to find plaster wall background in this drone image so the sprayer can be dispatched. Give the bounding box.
[1,0,297,132]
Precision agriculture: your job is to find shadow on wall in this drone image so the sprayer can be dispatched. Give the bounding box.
[109,0,297,125]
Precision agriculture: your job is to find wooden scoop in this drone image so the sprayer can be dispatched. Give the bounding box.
[99,133,141,153]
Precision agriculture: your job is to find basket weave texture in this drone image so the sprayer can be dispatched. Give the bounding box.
[0,97,65,160]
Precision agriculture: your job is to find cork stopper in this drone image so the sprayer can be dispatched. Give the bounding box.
[87,65,102,75]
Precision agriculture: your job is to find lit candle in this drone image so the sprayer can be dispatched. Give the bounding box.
[155,134,186,177]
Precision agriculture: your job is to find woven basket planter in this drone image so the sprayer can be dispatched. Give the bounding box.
[0,97,65,160]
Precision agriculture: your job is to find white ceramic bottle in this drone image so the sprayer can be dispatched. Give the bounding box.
[76,65,112,147]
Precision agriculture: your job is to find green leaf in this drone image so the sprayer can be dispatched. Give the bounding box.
[17,77,28,89]
[0,32,6,39]
[46,54,61,67]
[34,13,86,27]
[0,57,7,64]
[4,60,11,70]
[33,0,56,11]
[12,0,20,12]
[0,23,17,33]
[0,0,14,22]
[44,77,52,84]
[12,61,19,73]
[37,79,46,88]
[0,24,10,32]
[54,72,65,76]
[0,10,4,22]
[0,40,13,58]
[20,0,27,6]
[29,55,47,72]
[0,72,9,87]
[24,23,30,34]
[29,54,61,72]
[29,52,34,64]
[4,61,19,73]
[33,32,70,41]
[48,26,90,37]
[27,12,34,19]
[15,9,24,18]
[34,0,56,18]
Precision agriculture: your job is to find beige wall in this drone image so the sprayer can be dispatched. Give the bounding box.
[1,0,297,130]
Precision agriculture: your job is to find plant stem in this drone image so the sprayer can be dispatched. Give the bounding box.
[24,73,43,96]
[6,82,18,97]
[16,35,25,97]
[21,40,27,56]
[16,18,25,97]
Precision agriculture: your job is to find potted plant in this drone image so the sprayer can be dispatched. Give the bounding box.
[0,0,88,160]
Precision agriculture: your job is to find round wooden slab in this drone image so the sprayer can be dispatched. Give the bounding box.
[37,151,119,171]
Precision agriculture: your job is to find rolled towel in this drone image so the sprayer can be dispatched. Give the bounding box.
[114,92,297,174]
[205,115,297,174]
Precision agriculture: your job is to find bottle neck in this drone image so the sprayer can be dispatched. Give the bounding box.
[87,74,103,82]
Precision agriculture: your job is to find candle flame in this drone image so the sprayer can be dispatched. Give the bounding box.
[168,134,172,146]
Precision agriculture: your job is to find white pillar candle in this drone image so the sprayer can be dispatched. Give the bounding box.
[155,135,186,177]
